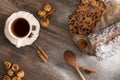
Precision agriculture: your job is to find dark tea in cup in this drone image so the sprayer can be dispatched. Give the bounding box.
[11,18,30,37]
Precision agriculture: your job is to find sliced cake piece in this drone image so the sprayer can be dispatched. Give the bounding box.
[68,0,106,35]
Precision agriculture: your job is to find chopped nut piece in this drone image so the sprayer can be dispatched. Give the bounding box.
[81,67,96,73]
[4,61,12,69]
[38,10,47,17]
[12,76,21,80]
[43,4,52,12]
[2,75,11,80]
[7,69,14,76]
[37,3,55,28]
[77,39,87,49]
[40,18,49,27]
[2,61,25,80]
[16,70,25,78]
[11,64,19,72]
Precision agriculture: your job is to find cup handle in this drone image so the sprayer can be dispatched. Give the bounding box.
[16,40,22,48]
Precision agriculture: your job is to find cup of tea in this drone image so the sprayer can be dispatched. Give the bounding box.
[4,11,40,48]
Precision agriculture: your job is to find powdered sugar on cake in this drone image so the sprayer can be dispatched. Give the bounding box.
[88,22,120,60]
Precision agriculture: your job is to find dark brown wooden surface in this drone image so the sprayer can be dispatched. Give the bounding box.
[0,0,120,80]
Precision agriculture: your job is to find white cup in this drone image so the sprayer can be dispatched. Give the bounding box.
[9,17,32,47]
[4,11,40,48]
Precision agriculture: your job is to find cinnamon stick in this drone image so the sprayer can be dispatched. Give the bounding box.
[37,50,47,63]
[81,67,96,73]
[38,46,48,59]
[43,9,55,18]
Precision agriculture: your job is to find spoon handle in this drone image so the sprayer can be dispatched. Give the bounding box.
[76,67,86,80]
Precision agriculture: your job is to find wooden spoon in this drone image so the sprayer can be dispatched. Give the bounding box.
[64,50,86,80]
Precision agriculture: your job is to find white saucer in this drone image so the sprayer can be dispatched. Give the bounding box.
[4,11,40,48]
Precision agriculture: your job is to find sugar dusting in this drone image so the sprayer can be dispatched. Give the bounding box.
[89,22,120,60]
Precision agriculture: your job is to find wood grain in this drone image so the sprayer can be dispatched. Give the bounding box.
[0,0,120,80]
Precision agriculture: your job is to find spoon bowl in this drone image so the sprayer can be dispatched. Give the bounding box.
[64,50,86,80]
[64,50,77,68]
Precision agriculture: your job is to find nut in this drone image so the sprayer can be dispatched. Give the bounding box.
[43,4,52,12]
[77,39,87,48]
[40,18,49,27]
[44,9,55,18]
[4,61,12,69]
[38,10,46,17]
[12,76,21,80]
[7,69,14,76]
[16,70,25,78]
[11,64,19,72]
[2,75,11,80]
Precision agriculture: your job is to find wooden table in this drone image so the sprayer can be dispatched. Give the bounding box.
[0,0,120,80]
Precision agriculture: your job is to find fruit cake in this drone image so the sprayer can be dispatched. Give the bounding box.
[68,0,106,35]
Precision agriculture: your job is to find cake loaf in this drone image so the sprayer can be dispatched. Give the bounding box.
[88,22,120,60]
[68,0,106,35]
